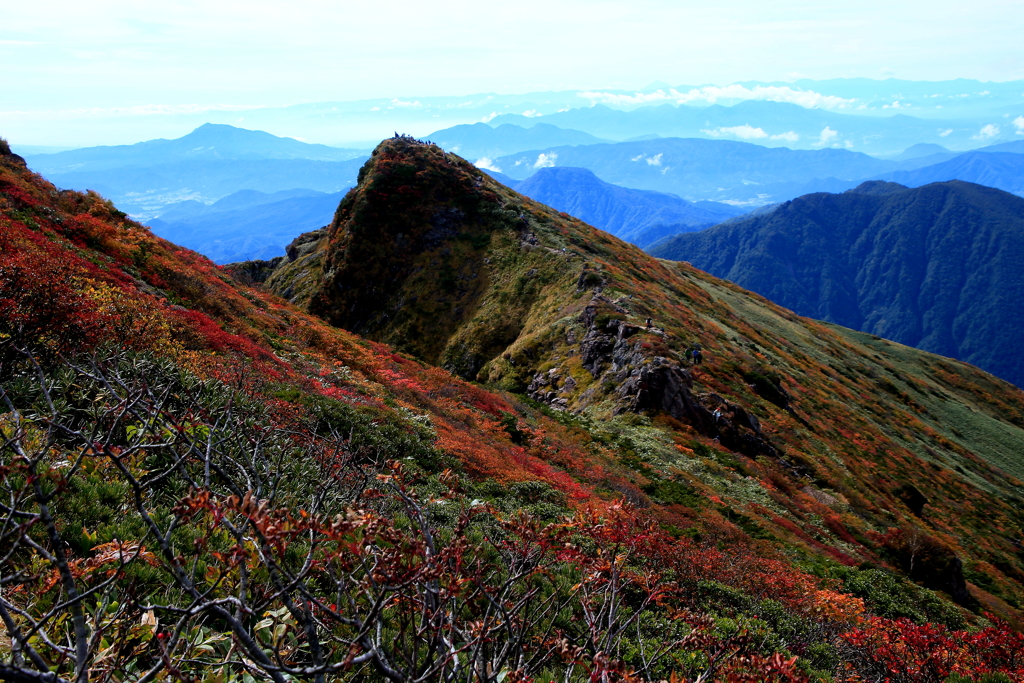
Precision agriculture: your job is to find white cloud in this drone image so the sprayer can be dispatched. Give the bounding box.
[630,154,645,162]
[1014,116,1024,135]
[646,153,663,166]
[474,157,501,172]
[534,152,557,169]
[522,109,541,117]
[939,128,954,137]
[714,124,769,139]
[815,126,840,146]
[973,124,1000,140]
[390,98,421,108]
[481,111,498,123]
[701,125,799,142]
[579,84,855,110]
[882,100,907,109]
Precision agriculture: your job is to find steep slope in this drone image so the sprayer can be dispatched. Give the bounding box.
[262,137,1024,624]
[0,135,631,516]
[6,135,1024,681]
[649,180,1024,388]
[514,166,743,247]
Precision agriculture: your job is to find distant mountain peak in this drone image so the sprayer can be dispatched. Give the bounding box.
[892,142,952,161]
[846,180,909,195]
[180,122,284,144]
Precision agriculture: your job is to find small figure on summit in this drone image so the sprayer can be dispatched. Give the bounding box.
[646,317,653,329]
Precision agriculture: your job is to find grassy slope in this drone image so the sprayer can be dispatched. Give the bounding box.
[262,137,1024,618]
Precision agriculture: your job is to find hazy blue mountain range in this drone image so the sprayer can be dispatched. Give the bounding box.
[148,188,345,264]
[488,133,1024,205]
[426,122,608,161]
[491,137,898,204]
[23,119,1024,263]
[980,140,1024,154]
[872,152,1024,196]
[20,124,367,219]
[146,163,746,263]
[888,143,955,161]
[649,180,1024,387]
[47,157,365,220]
[155,188,325,221]
[15,78,1020,152]
[513,167,745,247]
[488,100,1018,155]
[24,123,366,173]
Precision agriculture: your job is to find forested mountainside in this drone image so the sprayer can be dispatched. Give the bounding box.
[649,180,1024,389]
[4,133,1024,682]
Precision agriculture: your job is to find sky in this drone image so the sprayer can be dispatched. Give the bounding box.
[3,0,1024,145]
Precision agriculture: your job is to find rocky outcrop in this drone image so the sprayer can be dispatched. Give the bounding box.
[896,484,929,517]
[527,367,574,410]
[224,256,286,285]
[285,228,327,262]
[542,294,782,459]
[0,138,27,168]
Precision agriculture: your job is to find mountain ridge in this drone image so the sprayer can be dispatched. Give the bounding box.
[490,136,898,204]
[25,122,367,173]
[249,140,1024,624]
[5,133,1024,679]
[874,151,1024,196]
[513,166,744,247]
[649,179,1024,387]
